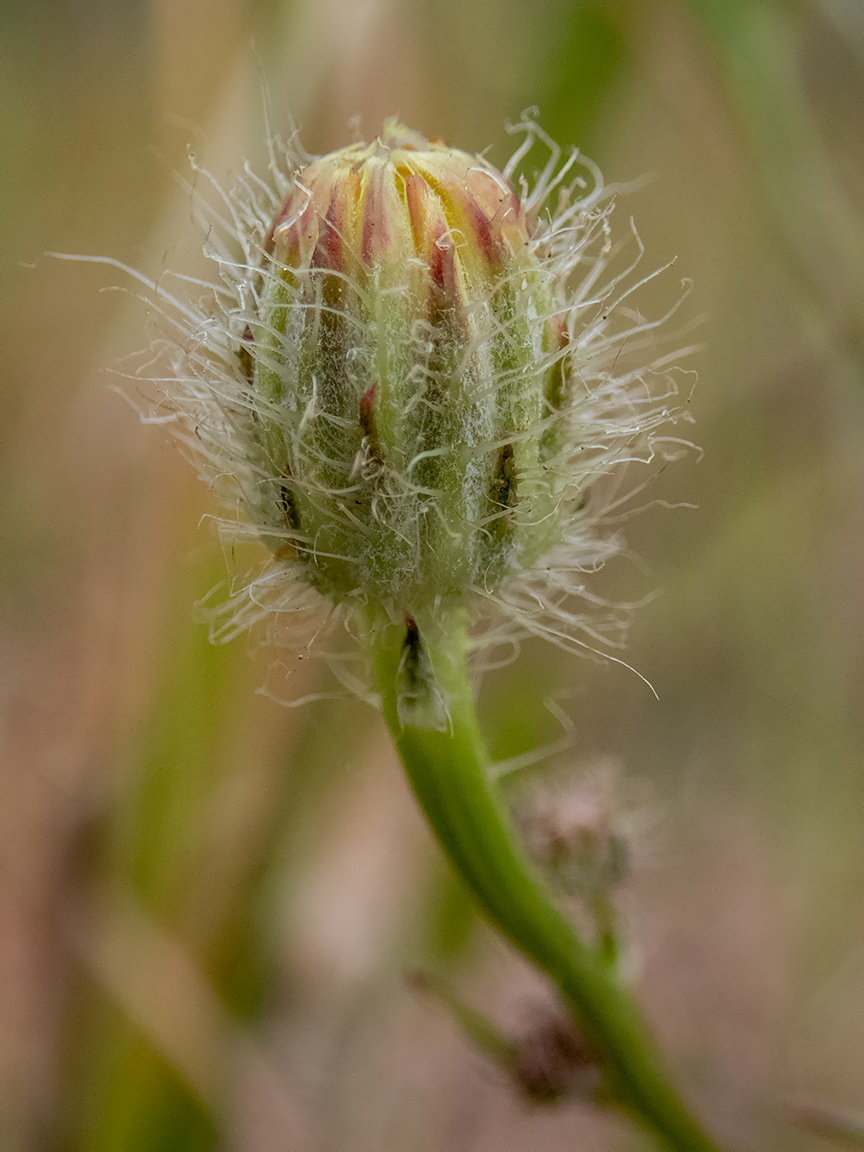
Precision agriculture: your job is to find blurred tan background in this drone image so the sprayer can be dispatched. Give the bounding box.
[2,0,863,1149]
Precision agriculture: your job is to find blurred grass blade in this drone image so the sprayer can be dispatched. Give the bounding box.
[687,0,864,375]
[537,1,631,149]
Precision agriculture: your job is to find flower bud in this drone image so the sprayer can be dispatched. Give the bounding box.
[157,115,689,671]
[243,119,565,614]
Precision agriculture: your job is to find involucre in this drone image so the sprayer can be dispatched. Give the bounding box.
[150,116,691,685]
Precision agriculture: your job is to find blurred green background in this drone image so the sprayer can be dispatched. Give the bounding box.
[2,0,863,1149]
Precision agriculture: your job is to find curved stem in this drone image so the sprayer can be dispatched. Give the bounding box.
[372,608,722,1152]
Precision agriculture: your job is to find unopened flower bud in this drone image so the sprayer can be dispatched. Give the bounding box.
[244,119,563,614]
[156,115,689,671]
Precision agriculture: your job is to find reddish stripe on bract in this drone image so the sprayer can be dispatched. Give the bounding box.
[265,183,314,256]
[430,233,457,296]
[404,173,428,255]
[359,381,378,431]
[460,192,504,268]
[361,165,389,264]
[313,183,347,271]
[406,173,453,286]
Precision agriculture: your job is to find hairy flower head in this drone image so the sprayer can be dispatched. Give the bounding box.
[250,120,572,607]
[142,115,692,695]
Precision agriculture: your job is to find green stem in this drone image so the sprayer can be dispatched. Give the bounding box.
[372,607,722,1152]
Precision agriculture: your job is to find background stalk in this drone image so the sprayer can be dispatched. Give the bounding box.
[372,609,722,1152]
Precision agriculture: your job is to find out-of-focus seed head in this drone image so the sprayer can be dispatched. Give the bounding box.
[144,114,693,688]
[515,760,635,899]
